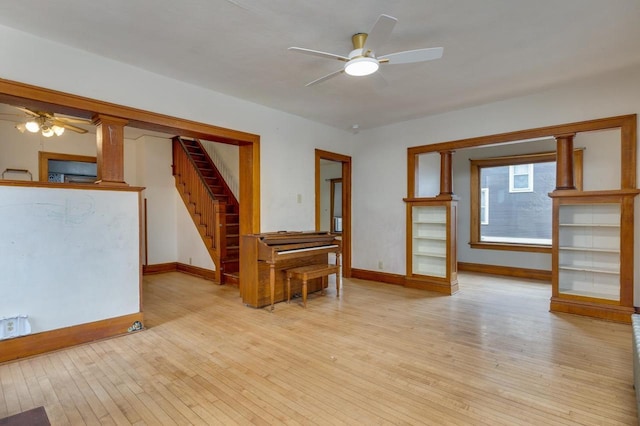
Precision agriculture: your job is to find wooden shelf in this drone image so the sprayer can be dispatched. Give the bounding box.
[406,199,459,294]
[414,251,447,258]
[558,246,620,254]
[558,265,619,275]
[559,223,620,228]
[558,289,619,301]
[551,192,636,323]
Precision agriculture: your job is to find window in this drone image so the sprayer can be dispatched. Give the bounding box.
[480,188,489,225]
[38,151,97,183]
[470,150,583,253]
[509,164,533,192]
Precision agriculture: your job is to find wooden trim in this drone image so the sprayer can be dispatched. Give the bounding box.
[38,151,97,182]
[143,262,218,282]
[0,179,143,192]
[550,297,633,324]
[350,268,405,286]
[315,149,352,278]
[468,242,552,254]
[469,150,583,253]
[439,151,453,196]
[458,262,551,281]
[405,277,459,295]
[93,114,129,185]
[239,141,260,236]
[143,262,178,274]
[407,149,417,198]
[407,114,636,155]
[0,77,260,277]
[621,117,637,189]
[176,263,218,282]
[329,178,342,233]
[0,312,143,363]
[0,78,260,145]
[555,134,576,190]
[548,188,640,198]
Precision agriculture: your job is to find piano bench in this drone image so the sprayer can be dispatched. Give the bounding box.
[286,264,341,308]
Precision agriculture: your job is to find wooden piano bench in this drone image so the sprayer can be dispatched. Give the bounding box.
[286,264,341,308]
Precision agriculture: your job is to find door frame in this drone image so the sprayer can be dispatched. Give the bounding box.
[315,149,352,278]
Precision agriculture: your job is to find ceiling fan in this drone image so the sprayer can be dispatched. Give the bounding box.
[289,14,444,87]
[12,107,90,137]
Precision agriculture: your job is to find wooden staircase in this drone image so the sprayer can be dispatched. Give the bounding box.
[172,136,240,285]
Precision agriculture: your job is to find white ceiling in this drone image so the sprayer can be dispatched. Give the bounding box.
[0,0,639,132]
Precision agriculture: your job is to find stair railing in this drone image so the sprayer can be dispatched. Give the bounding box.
[172,137,228,265]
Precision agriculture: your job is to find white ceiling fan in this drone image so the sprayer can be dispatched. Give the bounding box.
[289,14,444,87]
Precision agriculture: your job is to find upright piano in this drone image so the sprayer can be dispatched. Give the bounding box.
[240,231,341,308]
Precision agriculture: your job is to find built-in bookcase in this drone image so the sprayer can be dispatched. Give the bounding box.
[405,198,458,294]
[550,190,638,323]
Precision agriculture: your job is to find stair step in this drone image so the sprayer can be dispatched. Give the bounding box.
[222,274,239,286]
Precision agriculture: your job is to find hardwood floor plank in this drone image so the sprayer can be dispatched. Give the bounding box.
[0,271,635,425]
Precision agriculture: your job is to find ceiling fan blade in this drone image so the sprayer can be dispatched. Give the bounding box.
[56,115,92,124]
[14,106,40,117]
[288,47,349,62]
[305,69,344,87]
[363,14,397,55]
[52,119,88,134]
[379,47,444,64]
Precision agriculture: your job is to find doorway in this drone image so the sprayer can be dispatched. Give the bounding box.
[315,149,352,277]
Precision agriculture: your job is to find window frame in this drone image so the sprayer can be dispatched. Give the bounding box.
[469,150,583,253]
[508,163,534,192]
[480,187,489,225]
[38,151,97,183]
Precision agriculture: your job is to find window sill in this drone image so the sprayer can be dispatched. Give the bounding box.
[469,242,551,254]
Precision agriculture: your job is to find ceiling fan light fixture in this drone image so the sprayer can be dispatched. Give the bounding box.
[25,120,40,133]
[41,127,54,137]
[52,125,65,136]
[344,57,379,76]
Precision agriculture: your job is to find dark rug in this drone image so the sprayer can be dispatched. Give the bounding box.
[0,406,50,426]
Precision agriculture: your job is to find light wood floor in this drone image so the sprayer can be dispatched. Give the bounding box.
[0,272,636,425]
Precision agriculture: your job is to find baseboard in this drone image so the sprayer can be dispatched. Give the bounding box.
[176,263,218,282]
[405,277,459,295]
[0,312,143,364]
[458,262,551,281]
[350,268,405,286]
[143,262,178,274]
[144,262,218,282]
[551,297,633,323]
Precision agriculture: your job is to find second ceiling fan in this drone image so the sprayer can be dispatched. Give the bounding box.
[289,14,444,87]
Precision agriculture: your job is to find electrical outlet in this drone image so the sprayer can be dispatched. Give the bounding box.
[189,257,192,265]
[297,194,302,203]
[378,261,383,270]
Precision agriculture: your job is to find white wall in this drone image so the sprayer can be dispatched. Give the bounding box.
[134,136,179,265]
[353,65,640,302]
[0,25,354,235]
[0,185,140,333]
